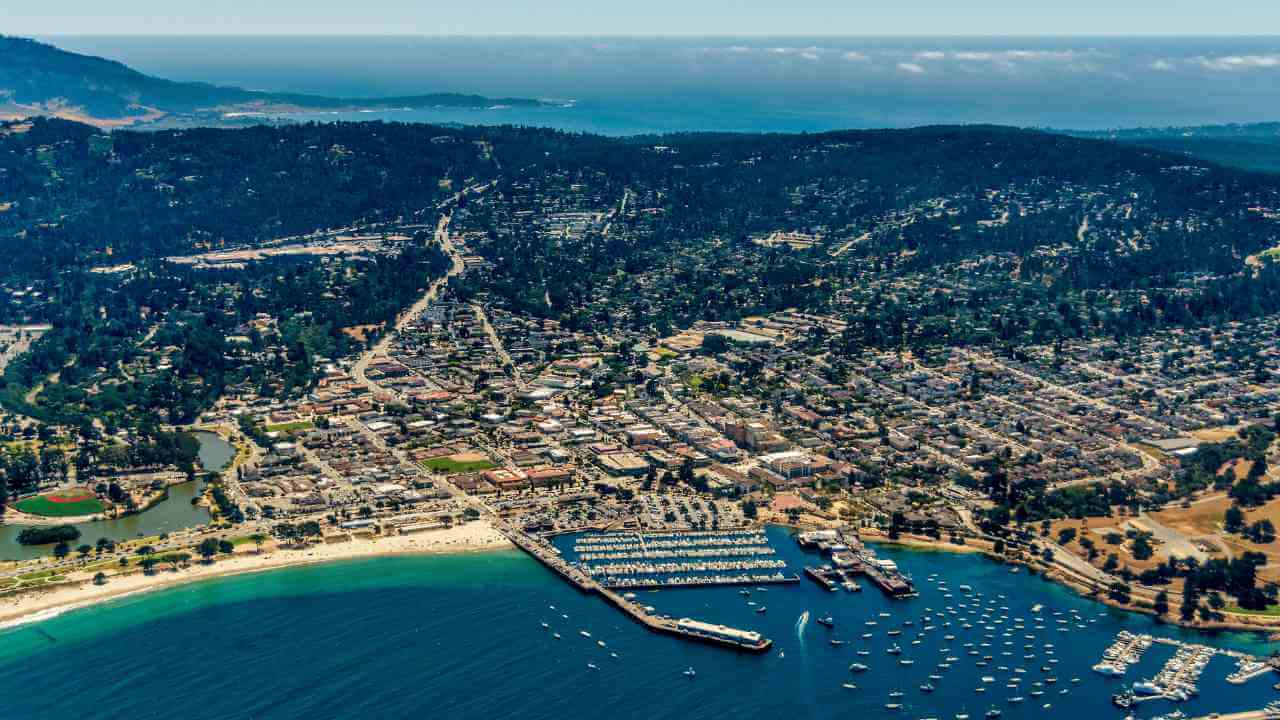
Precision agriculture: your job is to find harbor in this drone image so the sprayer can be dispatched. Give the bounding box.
[499,523,774,652]
[5,523,1280,720]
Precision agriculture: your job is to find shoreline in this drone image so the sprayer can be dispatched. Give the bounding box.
[856,528,1280,637]
[0,521,513,631]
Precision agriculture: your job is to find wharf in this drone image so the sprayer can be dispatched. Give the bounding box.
[500,525,773,653]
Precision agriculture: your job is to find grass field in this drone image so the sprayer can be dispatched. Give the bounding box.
[1227,604,1280,617]
[13,490,106,517]
[421,456,496,473]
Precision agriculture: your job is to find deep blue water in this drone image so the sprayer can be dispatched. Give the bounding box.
[1,526,1277,720]
[39,36,1280,132]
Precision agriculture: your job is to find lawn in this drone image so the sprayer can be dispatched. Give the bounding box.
[14,490,106,517]
[421,456,495,473]
[1227,604,1280,617]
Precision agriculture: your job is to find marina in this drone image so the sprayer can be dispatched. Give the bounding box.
[4,524,1280,720]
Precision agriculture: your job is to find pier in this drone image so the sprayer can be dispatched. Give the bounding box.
[499,524,774,653]
[796,529,916,598]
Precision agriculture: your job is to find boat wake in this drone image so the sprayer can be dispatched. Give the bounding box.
[796,610,810,641]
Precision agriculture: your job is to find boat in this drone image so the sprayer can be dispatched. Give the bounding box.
[857,650,871,656]
[986,710,1002,719]
[756,606,767,614]
[587,663,599,670]
[579,630,592,638]
[683,667,696,678]
[851,663,870,672]
[553,633,561,639]
[610,652,619,658]
[921,684,936,692]
[1093,663,1125,677]
[886,704,903,711]
[831,639,848,646]
[843,683,859,690]
[817,615,835,628]
[1007,697,1024,704]
[597,640,606,647]
[540,622,549,629]
[889,691,905,698]
[888,644,903,655]
[901,659,915,666]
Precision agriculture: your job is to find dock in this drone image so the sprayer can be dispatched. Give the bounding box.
[796,529,916,598]
[499,524,774,653]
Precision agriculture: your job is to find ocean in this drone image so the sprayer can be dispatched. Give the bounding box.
[37,35,1280,134]
[1,526,1275,720]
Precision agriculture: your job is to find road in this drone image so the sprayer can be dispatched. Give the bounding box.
[352,211,463,396]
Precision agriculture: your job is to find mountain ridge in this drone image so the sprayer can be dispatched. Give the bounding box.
[0,36,544,128]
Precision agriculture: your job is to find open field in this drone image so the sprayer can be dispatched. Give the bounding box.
[420,455,495,473]
[13,490,106,517]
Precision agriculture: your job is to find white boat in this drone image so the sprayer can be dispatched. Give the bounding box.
[587,663,599,670]
[579,630,592,638]
[683,667,696,678]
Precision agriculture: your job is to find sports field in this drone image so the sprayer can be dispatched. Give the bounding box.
[13,489,107,517]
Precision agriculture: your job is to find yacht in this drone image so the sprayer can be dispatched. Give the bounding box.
[683,667,696,678]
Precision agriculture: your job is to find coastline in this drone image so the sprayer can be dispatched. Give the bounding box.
[0,521,512,631]
[858,528,1280,637]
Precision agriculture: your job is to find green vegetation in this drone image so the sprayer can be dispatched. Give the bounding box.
[13,492,106,517]
[420,456,496,473]
[15,524,81,546]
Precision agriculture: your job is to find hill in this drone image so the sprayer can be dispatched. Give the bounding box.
[1067,123,1280,174]
[0,36,543,128]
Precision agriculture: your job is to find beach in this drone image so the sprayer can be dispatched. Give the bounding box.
[0,520,511,630]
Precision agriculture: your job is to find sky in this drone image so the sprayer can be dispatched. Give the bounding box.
[10,0,1280,36]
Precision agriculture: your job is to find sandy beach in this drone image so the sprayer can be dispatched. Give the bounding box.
[0,520,512,630]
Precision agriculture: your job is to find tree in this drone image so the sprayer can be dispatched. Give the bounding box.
[53,541,70,559]
[198,537,220,562]
[742,500,758,520]
[1153,590,1170,616]
[218,540,235,555]
[250,532,267,554]
[1225,505,1246,534]
[1103,553,1120,573]
[140,557,159,574]
[1131,534,1154,561]
[92,572,107,586]
[1057,528,1077,545]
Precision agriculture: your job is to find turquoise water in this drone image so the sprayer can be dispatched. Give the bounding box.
[1,527,1276,719]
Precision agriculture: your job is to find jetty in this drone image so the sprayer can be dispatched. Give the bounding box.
[499,524,774,653]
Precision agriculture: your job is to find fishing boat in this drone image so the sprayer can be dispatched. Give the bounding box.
[888,644,903,655]
[985,710,1002,719]
[921,684,935,692]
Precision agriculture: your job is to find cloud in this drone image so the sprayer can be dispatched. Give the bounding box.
[842,51,869,62]
[800,52,820,62]
[897,62,926,74]
[1192,54,1280,71]
[916,51,946,61]
[1148,59,1176,71]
